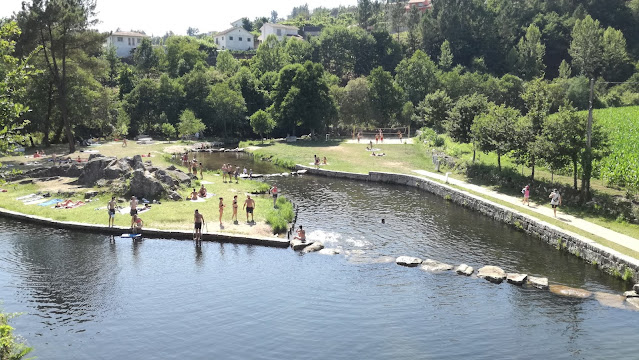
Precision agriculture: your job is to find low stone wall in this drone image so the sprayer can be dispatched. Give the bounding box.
[0,207,290,248]
[296,165,639,282]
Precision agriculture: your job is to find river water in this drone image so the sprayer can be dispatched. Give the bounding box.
[1,156,638,359]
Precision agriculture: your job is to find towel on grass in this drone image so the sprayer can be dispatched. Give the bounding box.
[38,198,63,207]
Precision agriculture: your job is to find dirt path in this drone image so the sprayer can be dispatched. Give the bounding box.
[412,169,639,254]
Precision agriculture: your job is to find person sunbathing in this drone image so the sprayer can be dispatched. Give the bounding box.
[199,185,207,197]
[190,188,198,200]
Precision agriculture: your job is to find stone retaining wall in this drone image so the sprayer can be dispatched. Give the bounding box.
[296,165,639,282]
[0,207,289,248]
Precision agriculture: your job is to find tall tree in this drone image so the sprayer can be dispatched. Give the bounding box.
[20,0,106,152]
[438,40,453,70]
[471,104,521,171]
[601,27,632,82]
[134,38,158,76]
[178,109,205,138]
[514,24,546,80]
[270,10,278,23]
[206,82,246,138]
[445,93,489,162]
[414,90,452,133]
[368,66,404,127]
[251,35,289,77]
[216,50,240,77]
[406,6,422,56]
[337,77,373,130]
[519,77,553,180]
[358,0,374,29]
[250,109,275,143]
[569,15,603,78]
[395,50,439,105]
[388,1,405,41]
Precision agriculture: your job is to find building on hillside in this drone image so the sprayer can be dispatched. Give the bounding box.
[230,18,245,28]
[105,31,150,58]
[405,0,432,13]
[214,26,255,51]
[300,25,322,38]
[258,23,300,42]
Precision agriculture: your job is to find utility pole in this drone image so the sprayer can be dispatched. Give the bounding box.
[582,78,594,201]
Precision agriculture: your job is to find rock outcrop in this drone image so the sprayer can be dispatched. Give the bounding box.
[129,169,166,200]
[420,259,453,272]
[395,256,423,267]
[77,155,117,185]
[455,264,474,276]
[302,242,324,253]
[291,240,312,251]
[477,266,507,284]
[528,276,549,290]
[549,285,592,299]
[506,273,528,285]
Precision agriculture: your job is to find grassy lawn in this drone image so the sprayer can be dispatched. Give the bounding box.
[0,140,292,236]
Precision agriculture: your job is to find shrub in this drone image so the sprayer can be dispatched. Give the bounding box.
[0,310,33,360]
[265,196,295,234]
[622,267,634,282]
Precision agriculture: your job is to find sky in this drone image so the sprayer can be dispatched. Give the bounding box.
[0,0,359,36]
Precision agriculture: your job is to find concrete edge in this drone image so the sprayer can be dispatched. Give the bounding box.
[0,206,290,248]
[296,165,639,281]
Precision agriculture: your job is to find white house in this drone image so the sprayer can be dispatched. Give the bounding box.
[214,27,255,51]
[105,31,149,58]
[258,23,300,42]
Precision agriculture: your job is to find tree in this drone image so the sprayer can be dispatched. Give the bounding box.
[388,1,405,41]
[519,77,553,180]
[337,77,373,130]
[1,310,33,360]
[270,10,278,23]
[241,18,253,32]
[161,122,176,140]
[178,109,205,138]
[438,40,453,70]
[104,44,119,86]
[250,109,275,143]
[252,35,289,77]
[318,26,376,83]
[134,38,159,75]
[414,90,452,133]
[471,104,521,171]
[358,0,374,29]
[558,59,571,79]
[216,51,240,77]
[230,66,266,116]
[124,78,159,135]
[157,74,185,125]
[206,82,247,138]
[445,93,489,160]
[514,24,546,80]
[601,27,632,82]
[569,15,603,77]
[20,0,107,153]
[285,39,313,64]
[368,66,404,127]
[406,6,422,56]
[395,50,439,105]
[186,27,199,36]
[164,36,206,77]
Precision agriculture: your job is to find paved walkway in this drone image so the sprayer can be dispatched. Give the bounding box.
[412,169,639,254]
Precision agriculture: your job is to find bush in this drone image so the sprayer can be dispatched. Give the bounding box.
[265,195,295,234]
[417,127,445,147]
[0,310,33,360]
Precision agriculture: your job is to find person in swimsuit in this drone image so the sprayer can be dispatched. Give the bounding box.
[192,161,198,176]
[322,157,327,165]
[130,196,138,216]
[190,188,198,200]
[375,134,379,144]
[294,225,306,243]
[198,185,207,198]
[243,195,255,223]
[218,197,225,226]
[199,162,203,179]
[221,164,227,182]
[131,214,143,234]
[194,209,205,241]
[232,195,238,224]
[108,196,117,227]
[271,185,278,207]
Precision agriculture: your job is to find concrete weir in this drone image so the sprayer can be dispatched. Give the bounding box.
[0,207,290,248]
[296,165,639,282]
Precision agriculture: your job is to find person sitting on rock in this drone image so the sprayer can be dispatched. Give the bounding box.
[199,185,207,198]
[294,225,306,243]
[190,188,198,200]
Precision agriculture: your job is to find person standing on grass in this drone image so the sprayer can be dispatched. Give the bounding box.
[199,162,203,179]
[232,195,238,224]
[243,195,255,223]
[271,185,278,207]
[108,196,117,228]
[375,133,379,144]
[357,132,361,143]
[194,209,205,241]
[130,196,138,216]
[549,189,562,217]
[221,164,227,182]
[218,197,225,227]
[122,138,127,147]
[235,166,240,183]
[522,184,530,206]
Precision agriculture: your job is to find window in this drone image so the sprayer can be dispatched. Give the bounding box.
[247,38,251,42]
[229,36,233,40]
[239,37,242,41]
[128,38,131,45]
[137,38,141,44]
[276,29,282,36]
[222,36,224,40]
[117,37,123,42]
[216,38,219,44]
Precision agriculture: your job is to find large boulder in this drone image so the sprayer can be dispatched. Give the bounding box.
[104,165,125,180]
[550,285,592,299]
[455,264,474,276]
[291,240,312,251]
[132,155,145,170]
[420,259,453,272]
[129,169,165,200]
[77,156,117,185]
[155,169,177,187]
[396,256,423,267]
[166,169,191,185]
[477,266,507,284]
[528,276,549,290]
[302,242,324,253]
[506,273,528,285]
[167,191,183,201]
[627,297,639,310]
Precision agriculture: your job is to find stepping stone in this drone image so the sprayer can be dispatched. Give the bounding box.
[420,259,454,272]
[302,242,324,253]
[594,292,627,310]
[550,285,593,299]
[318,248,341,255]
[455,264,474,276]
[623,290,639,298]
[395,256,423,267]
[528,276,549,290]
[626,297,639,310]
[291,240,312,251]
[506,273,528,285]
[477,266,506,284]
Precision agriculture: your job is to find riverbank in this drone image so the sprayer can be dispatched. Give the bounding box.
[295,165,639,283]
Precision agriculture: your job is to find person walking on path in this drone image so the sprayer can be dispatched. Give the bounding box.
[522,185,530,206]
[218,197,225,227]
[243,195,255,223]
[194,209,205,241]
[130,196,138,216]
[271,185,278,207]
[108,196,117,227]
[232,195,238,224]
[549,189,562,217]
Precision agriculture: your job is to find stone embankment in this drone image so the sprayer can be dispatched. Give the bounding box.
[295,166,639,283]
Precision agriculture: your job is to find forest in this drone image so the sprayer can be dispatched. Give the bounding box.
[2,0,639,193]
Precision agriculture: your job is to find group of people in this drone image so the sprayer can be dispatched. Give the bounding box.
[222,163,243,183]
[313,155,327,168]
[192,194,257,241]
[521,184,563,217]
[190,185,208,200]
[106,195,145,233]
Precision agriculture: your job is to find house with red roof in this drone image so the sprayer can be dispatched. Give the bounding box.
[405,0,433,13]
